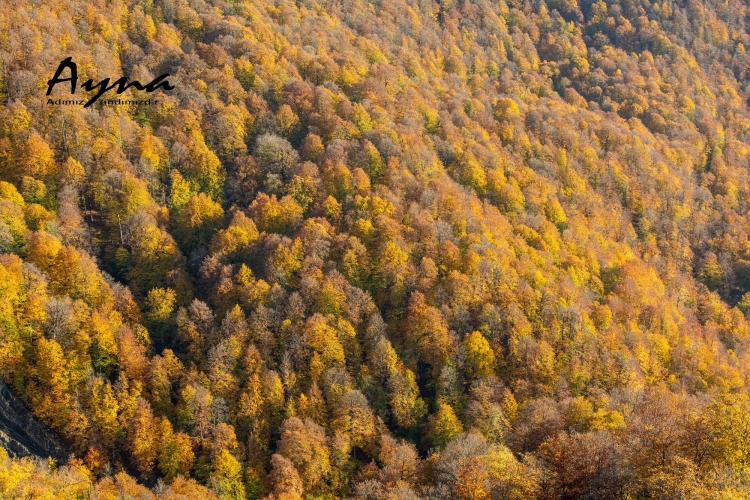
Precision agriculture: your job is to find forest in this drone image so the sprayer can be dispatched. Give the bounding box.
[2,0,750,497]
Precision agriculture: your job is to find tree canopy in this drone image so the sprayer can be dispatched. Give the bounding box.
[2,0,750,497]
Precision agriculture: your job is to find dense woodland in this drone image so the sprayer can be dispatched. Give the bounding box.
[3,0,750,497]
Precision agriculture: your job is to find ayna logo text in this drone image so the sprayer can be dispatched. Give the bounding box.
[46,57,175,108]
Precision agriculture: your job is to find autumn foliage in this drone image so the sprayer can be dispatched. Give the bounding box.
[1,0,750,497]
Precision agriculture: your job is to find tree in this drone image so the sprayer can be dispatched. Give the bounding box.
[170,170,194,214]
[87,310,120,377]
[377,434,421,486]
[362,140,385,180]
[48,246,113,309]
[206,105,248,164]
[699,253,723,291]
[462,331,496,380]
[0,199,26,251]
[705,394,750,474]
[249,193,303,234]
[146,287,176,323]
[26,230,62,271]
[225,156,260,206]
[300,134,325,162]
[149,349,183,418]
[128,397,159,473]
[18,133,54,181]
[24,203,52,231]
[20,176,47,205]
[0,181,24,207]
[165,476,219,499]
[87,377,121,448]
[126,211,190,300]
[426,402,464,450]
[255,133,299,185]
[268,453,304,500]
[29,337,72,432]
[453,455,490,500]
[405,292,452,374]
[209,211,259,261]
[485,444,541,500]
[174,193,224,252]
[304,314,346,378]
[96,170,152,235]
[172,111,226,200]
[209,449,245,500]
[276,417,331,491]
[388,369,426,430]
[159,417,195,481]
[545,198,567,230]
[539,431,625,499]
[332,390,377,455]
[0,447,93,498]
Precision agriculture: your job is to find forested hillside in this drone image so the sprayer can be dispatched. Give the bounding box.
[2,0,750,497]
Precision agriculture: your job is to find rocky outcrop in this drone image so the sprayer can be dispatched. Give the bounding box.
[0,381,67,462]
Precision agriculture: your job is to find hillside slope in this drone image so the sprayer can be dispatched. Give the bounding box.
[2,0,750,497]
